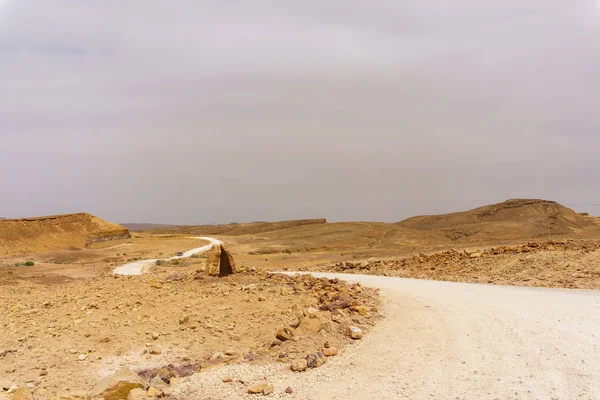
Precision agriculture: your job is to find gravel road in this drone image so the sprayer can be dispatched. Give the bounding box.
[112,237,222,276]
[173,272,600,399]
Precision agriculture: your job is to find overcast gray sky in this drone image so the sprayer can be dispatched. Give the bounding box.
[1,0,599,224]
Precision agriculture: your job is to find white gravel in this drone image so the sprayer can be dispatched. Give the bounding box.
[172,273,600,399]
[112,237,222,276]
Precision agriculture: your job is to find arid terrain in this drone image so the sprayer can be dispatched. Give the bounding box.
[1,199,600,399]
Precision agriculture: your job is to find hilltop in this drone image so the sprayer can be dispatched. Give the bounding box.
[397,199,594,242]
[0,213,130,255]
[143,218,327,236]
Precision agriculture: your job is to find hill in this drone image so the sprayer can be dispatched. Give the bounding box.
[120,223,177,232]
[0,213,130,255]
[397,199,595,242]
[147,218,327,236]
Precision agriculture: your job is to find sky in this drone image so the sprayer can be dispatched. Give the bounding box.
[1,0,599,224]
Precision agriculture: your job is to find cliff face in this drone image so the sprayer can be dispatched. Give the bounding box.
[0,213,130,255]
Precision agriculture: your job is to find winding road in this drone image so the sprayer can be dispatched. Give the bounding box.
[176,272,600,399]
[112,237,222,276]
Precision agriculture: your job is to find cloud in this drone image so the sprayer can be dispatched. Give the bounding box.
[1,0,599,222]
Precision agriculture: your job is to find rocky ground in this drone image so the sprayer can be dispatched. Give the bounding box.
[316,239,600,289]
[0,262,378,400]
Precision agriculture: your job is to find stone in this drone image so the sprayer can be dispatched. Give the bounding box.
[276,328,293,341]
[350,305,368,316]
[225,349,236,356]
[179,315,189,324]
[148,376,166,387]
[91,368,145,400]
[285,387,293,394]
[147,387,161,398]
[127,388,147,400]
[248,383,273,395]
[244,353,256,361]
[222,376,233,383]
[323,347,338,357]
[293,313,331,337]
[152,332,159,340]
[9,388,33,400]
[346,325,364,339]
[149,346,161,355]
[205,245,237,277]
[156,367,178,384]
[78,354,88,361]
[0,381,14,391]
[290,359,308,372]
[306,352,326,368]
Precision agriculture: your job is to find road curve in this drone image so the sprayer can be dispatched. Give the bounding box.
[175,272,600,399]
[112,237,222,276]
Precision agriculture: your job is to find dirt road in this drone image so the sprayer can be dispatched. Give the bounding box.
[174,273,600,399]
[112,237,222,275]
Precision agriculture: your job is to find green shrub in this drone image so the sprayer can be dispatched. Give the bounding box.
[24,261,35,266]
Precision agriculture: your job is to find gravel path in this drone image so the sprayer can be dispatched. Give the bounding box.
[173,273,600,399]
[112,237,222,276]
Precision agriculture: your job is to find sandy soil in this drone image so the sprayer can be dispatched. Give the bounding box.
[170,272,600,399]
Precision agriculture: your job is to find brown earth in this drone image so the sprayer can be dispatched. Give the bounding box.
[0,263,378,398]
[0,214,130,256]
[1,198,600,399]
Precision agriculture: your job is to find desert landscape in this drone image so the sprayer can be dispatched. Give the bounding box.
[1,199,600,399]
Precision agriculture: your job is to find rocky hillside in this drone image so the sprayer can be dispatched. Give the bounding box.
[0,213,130,255]
[397,199,595,242]
[146,218,327,236]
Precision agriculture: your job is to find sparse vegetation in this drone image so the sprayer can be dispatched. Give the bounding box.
[24,261,35,266]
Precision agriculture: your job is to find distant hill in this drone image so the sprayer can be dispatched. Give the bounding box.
[0,213,130,255]
[121,223,177,232]
[147,218,327,236]
[397,199,594,242]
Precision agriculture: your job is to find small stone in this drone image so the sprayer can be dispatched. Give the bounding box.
[0,380,14,390]
[285,387,294,394]
[152,332,159,340]
[148,376,166,387]
[276,328,293,341]
[347,326,363,340]
[290,359,308,372]
[225,349,236,356]
[149,346,161,355]
[179,316,189,325]
[127,388,146,400]
[248,383,273,395]
[258,296,266,302]
[324,341,331,348]
[147,386,161,398]
[222,376,233,383]
[306,352,326,368]
[323,347,338,357]
[91,368,145,400]
[156,367,178,384]
[244,353,256,361]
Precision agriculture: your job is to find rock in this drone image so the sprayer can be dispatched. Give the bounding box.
[127,388,147,400]
[293,313,331,336]
[305,352,326,368]
[91,368,145,400]
[179,315,189,324]
[323,347,338,357]
[225,349,236,356]
[78,354,88,361]
[222,376,233,383]
[290,359,308,372]
[147,386,161,398]
[258,296,266,302]
[248,383,273,395]
[244,353,256,361]
[156,367,178,384]
[0,381,14,391]
[152,332,159,340]
[346,326,363,340]
[205,245,236,277]
[276,327,293,341]
[350,305,368,316]
[323,341,331,348]
[285,387,293,394]
[470,252,483,259]
[148,376,166,387]
[9,388,32,400]
[149,346,161,355]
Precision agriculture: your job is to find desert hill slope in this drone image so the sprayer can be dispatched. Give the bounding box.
[397,199,595,242]
[147,218,327,236]
[0,213,130,255]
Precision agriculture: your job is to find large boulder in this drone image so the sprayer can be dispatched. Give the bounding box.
[205,244,236,277]
[91,368,145,400]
